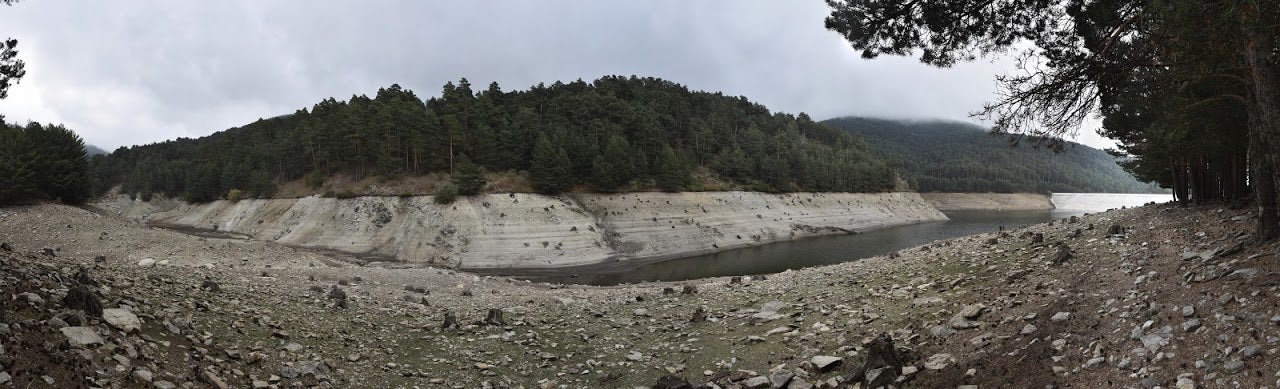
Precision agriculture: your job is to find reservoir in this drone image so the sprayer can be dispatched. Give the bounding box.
[520,193,1169,286]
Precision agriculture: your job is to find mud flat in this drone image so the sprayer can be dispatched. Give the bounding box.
[96,191,947,270]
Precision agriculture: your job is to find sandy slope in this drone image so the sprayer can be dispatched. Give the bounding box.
[94,192,946,270]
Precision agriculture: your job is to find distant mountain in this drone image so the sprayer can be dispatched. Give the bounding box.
[84,144,107,156]
[823,117,1163,193]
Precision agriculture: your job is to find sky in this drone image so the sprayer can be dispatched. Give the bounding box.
[0,0,1117,151]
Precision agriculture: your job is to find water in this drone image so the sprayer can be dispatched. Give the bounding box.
[526,193,1169,286]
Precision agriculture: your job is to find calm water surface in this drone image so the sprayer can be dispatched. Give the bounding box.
[525,193,1169,286]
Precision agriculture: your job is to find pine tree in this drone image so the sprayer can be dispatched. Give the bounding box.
[654,145,690,192]
[530,133,570,194]
[590,134,634,191]
[452,156,485,195]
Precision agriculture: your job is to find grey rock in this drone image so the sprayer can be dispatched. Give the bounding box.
[153,380,176,389]
[626,351,645,362]
[1084,357,1105,369]
[865,366,895,388]
[282,342,304,352]
[0,372,9,385]
[132,369,153,382]
[1241,344,1262,359]
[1141,326,1173,352]
[18,292,43,304]
[1182,305,1195,317]
[768,371,793,388]
[741,376,771,389]
[102,308,142,333]
[924,353,953,370]
[1175,377,1195,389]
[948,316,980,330]
[786,377,813,389]
[752,301,788,322]
[46,317,69,329]
[1051,312,1071,322]
[1139,377,1161,388]
[1020,324,1037,335]
[958,304,985,319]
[969,332,995,347]
[1226,268,1260,280]
[930,324,956,338]
[297,361,331,380]
[1223,359,1245,374]
[60,326,103,347]
[1182,319,1202,333]
[810,356,842,372]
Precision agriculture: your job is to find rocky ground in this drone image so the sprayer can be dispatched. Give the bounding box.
[1,202,1279,388]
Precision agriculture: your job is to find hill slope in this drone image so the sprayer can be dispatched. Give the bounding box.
[823,117,1162,193]
[91,76,897,202]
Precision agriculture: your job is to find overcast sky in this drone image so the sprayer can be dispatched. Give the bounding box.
[0,0,1116,151]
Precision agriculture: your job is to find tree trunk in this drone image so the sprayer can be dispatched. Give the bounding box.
[1239,1,1280,242]
[1247,96,1279,241]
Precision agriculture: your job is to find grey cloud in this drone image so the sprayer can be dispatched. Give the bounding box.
[0,0,1115,150]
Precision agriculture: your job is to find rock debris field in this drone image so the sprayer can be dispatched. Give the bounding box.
[1,202,1279,388]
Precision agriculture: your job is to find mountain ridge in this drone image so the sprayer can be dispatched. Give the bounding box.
[823,116,1163,194]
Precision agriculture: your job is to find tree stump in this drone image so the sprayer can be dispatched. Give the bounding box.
[484,308,506,326]
[681,285,697,295]
[201,279,221,293]
[63,285,103,317]
[1051,243,1073,266]
[441,312,459,330]
[690,306,708,323]
[74,267,96,286]
[652,375,693,389]
[845,333,902,388]
[328,286,347,309]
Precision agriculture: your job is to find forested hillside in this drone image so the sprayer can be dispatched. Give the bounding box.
[91,76,897,201]
[824,117,1161,193]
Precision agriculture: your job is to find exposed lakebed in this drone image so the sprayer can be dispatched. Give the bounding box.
[514,193,1170,285]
